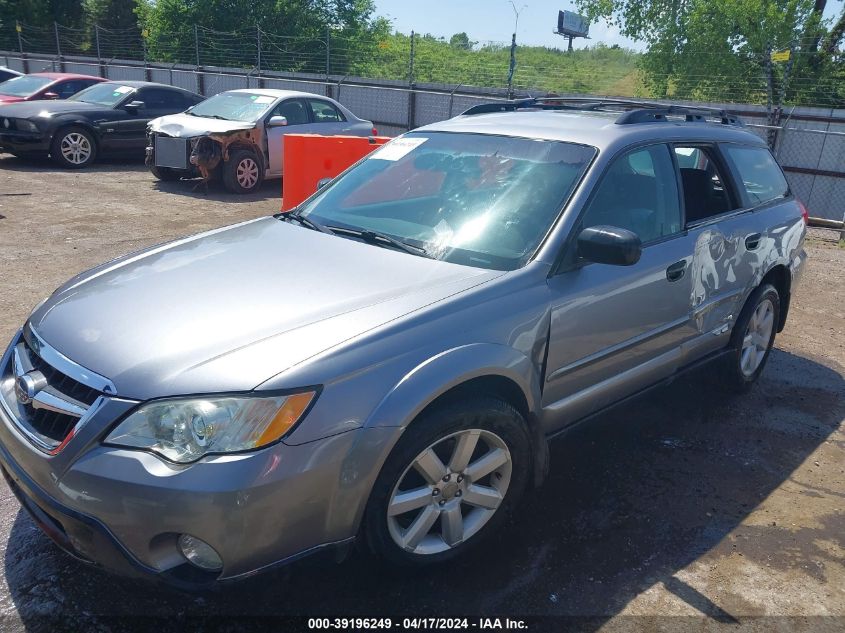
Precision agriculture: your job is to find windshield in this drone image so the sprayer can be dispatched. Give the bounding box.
[70,83,134,106]
[0,75,52,97]
[187,92,276,122]
[298,132,596,271]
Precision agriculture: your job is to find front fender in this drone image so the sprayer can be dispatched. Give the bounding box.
[365,343,541,431]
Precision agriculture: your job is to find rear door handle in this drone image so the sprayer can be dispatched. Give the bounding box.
[745,233,762,250]
[666,260,687,282]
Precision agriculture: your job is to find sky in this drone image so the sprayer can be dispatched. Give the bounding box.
[372,0,845,52]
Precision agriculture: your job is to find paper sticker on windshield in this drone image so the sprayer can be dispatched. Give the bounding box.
[254,96,274,104]
[113,86,132,94]
[371,137,427,161]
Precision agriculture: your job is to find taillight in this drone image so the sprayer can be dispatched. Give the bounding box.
[797,199,809,224]
[372,127,378,136]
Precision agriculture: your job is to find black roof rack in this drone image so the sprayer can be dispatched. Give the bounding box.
[461,97,743,127]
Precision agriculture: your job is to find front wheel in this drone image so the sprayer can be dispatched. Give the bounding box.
[222,149,264,194]
[723,283,780,393]
[364,396,531,567]
[51,126,97,168]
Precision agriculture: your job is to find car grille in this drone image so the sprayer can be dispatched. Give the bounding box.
[0,333,103,451]
[155,135,190,169]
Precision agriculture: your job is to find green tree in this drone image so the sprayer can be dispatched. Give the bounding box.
[575,0,843,106]
[449,32,475,50]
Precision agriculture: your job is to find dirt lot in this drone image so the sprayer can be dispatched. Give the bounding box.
[0,156,843,632]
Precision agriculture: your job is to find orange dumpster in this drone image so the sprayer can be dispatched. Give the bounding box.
[281,134,392,211]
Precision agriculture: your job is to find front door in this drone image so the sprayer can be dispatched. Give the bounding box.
[543,143,698,431]
[265,98,317,175]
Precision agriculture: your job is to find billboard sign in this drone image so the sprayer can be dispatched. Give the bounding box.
[557,10,590,38]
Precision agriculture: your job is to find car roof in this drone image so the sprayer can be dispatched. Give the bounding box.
[417,109,767,153]
[224,88,332,100]
[29,72,104,80]
[97,80,200,95]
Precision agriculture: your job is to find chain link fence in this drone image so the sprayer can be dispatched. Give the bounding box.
[0,21,843,222]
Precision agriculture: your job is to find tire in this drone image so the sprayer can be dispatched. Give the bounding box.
[150,165,183,182]
[364,395,531,567]
[722,283,780,393]
[50,126,97,169]
[222,149,263,194]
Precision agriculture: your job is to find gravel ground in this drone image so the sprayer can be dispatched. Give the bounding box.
[0,156,843,632]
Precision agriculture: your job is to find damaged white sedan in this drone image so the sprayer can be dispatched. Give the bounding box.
[146,89,376,193]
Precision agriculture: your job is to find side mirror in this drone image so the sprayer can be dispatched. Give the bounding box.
[268,115,288,128]
[124,100,145,112]
[42,91,59,100]
[316,177,333,190]
[576,225,642,266]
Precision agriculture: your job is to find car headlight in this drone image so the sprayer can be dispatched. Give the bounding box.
[18,119,39,133]
[105,391,317,463]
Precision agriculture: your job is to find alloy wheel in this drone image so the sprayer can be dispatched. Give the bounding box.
[386,428,512,555]
[740,298,774,376]
[60,132,92,165]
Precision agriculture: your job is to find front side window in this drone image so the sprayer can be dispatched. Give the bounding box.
[272,99,309,125]
[140,88,186,109]
[674,145,737,224]
[298,132,596,271]
[0,75,52,97]
[579,144,682,244]
[722,145,789,206]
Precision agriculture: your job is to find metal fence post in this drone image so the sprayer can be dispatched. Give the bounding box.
[507,33,516,99]
[142,29,151,81]
[325,25,331,79]
[256,25,263,87]
[407,31,416,131]
[16,21,28,73]
[54,21,64,71]
[195,24,204,94]
[95,24,105,78]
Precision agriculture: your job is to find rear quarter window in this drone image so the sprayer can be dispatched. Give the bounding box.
[723,145,789,206]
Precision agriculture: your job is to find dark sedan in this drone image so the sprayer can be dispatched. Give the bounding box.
[0,81,204,167]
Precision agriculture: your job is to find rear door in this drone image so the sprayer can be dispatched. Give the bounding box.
[543,143,699,429]
[306,98,349,135]
[672,144,755,361]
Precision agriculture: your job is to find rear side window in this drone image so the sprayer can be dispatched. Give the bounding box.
[308,100,344,123]
[723,145,789,206]
[674,145,738,225]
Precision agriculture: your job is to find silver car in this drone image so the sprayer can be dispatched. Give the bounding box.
[0,99,807,586]
[146,88,376,193]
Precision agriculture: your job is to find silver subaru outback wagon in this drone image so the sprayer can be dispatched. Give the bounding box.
[0,98,807,586]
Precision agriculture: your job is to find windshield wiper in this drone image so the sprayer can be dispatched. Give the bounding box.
[326,226,433,259]
[278,211,334,234]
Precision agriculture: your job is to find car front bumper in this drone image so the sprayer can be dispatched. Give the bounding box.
[0,130,50,154]
[0,331,399,586]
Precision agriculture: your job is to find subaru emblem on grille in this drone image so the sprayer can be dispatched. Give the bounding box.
[14,370,47,406]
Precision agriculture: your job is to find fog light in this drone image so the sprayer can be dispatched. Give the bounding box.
[177,534,223,571]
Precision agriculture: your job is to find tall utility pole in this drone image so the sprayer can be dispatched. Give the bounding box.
[509,1,527,36]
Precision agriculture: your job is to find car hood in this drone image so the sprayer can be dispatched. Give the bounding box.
[0,100,101,116]
[29,217,501,400]
[0,94,25,103]
[149,112,256,137]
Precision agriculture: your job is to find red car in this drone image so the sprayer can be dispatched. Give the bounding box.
[0,72,105,104]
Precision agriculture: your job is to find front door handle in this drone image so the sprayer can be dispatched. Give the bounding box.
[745,233,762,250]
[666,260,687,282]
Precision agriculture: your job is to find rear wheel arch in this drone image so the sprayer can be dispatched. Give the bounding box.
[760,264,791,331]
